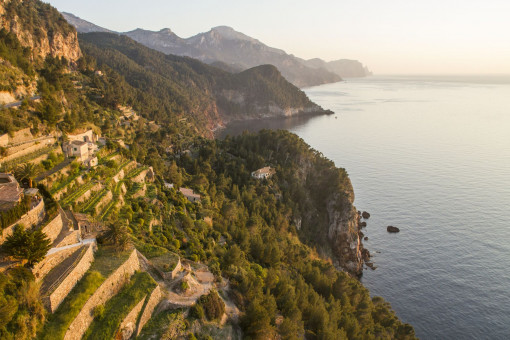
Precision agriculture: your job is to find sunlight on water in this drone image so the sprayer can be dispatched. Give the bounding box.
[296,76,510,339]
[220,75,510,339]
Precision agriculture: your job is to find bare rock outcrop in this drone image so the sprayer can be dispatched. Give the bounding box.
[327,192,364,276]
[0,1,82,63]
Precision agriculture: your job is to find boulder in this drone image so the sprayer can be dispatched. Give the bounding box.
[387,226,400,233]
[362,211,370,219]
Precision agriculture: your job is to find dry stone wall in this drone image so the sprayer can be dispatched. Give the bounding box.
[32,246,78,281]
[54,230,80,248]
[112,169,125,183]
[93,190,112,215]
[41,213,64,244]
[74,183,102,205]
[64,249,141,340]
[136,285,162,336]
[45,243,95,312]
[132,183,147,199]
[0,138,54,163]
[117,294,146,340]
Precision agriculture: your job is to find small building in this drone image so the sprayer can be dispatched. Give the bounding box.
[83,156,98,168]
[163,181,174,189]
[0,173,23,211]
[63,140,89,161]
[179,187,201,203]
[251,166,275,179]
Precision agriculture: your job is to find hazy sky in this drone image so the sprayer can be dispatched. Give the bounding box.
[46,0,510,75]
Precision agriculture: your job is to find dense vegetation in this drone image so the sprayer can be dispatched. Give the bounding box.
[0,2,416,338]
[0,268,45,339]
[79,32,325,134]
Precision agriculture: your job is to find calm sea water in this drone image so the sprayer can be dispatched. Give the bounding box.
[221,75,510,339]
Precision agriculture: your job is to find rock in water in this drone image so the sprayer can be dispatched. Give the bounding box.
[359,221,367,227]
[362,211,370,219]
[387,226,400,233]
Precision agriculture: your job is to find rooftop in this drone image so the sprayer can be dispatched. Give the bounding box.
[179,187,200,199]
[0,173,22,203]
[252,166,274,175]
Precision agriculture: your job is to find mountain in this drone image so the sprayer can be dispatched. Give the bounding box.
[79,32,331,136]
[60,12,113,34]
[62,13,373,85]
[123,26,344,88]
[60,14,344,87]
[1,1,81,63]
[301,57,372,77]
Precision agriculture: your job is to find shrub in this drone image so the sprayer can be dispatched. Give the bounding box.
[190,303,204,320]
[198,290,225,321]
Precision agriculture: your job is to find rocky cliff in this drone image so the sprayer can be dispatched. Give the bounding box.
[250,130,365,276]
[0,0,81,63]
[326,185,364,275]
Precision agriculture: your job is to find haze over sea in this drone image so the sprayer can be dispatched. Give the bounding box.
[221,75,510,339]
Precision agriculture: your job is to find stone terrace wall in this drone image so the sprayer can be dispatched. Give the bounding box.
[131,169,148,184]
[117,294,147,340]
[54,230,80,248]
[112,169,125,183]
[136,285,162,336]
[1,138,54,163]
[46,243,95,312]
[93,190,112,215]
[74,182,102,205]
[32,246,78,281]
[6,128,33,144]
[64,249,140,340]
[41,213,64,244]
[0,199,44,245]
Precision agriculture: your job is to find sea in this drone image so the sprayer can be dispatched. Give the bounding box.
[220,75,510,339]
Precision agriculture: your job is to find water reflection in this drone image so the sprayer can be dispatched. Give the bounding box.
[216,114,329,139]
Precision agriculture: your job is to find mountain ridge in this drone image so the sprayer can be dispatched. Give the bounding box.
[61,13,371,87]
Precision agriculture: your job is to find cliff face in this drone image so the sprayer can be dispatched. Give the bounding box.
[326,188,364,275]
[0,0,82,63]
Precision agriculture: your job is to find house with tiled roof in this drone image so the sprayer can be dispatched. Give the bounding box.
[179,187,201,203]
[0,173,23,211]
[251,166,275,179]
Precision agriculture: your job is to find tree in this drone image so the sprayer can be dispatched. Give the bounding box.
[2,224,51,267]
[102,222,130,250]
[14,163,40,188]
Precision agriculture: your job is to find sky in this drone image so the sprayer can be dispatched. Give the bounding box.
[46,0,510,75]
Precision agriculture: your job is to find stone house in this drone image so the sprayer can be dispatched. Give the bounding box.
[251,166,275,179]
[179,187,201,203]
[63,140,89,161]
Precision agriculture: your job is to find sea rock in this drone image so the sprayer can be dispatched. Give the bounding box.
[364,236,368,241]
[361,248,370,260]
[387,226,400,233]
[362,211,370,219]
[359,221,367,227]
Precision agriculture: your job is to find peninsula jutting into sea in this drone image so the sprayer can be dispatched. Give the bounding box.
[1,0,508,339]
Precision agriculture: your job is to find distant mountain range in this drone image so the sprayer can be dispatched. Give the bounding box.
[62,13,371,88]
